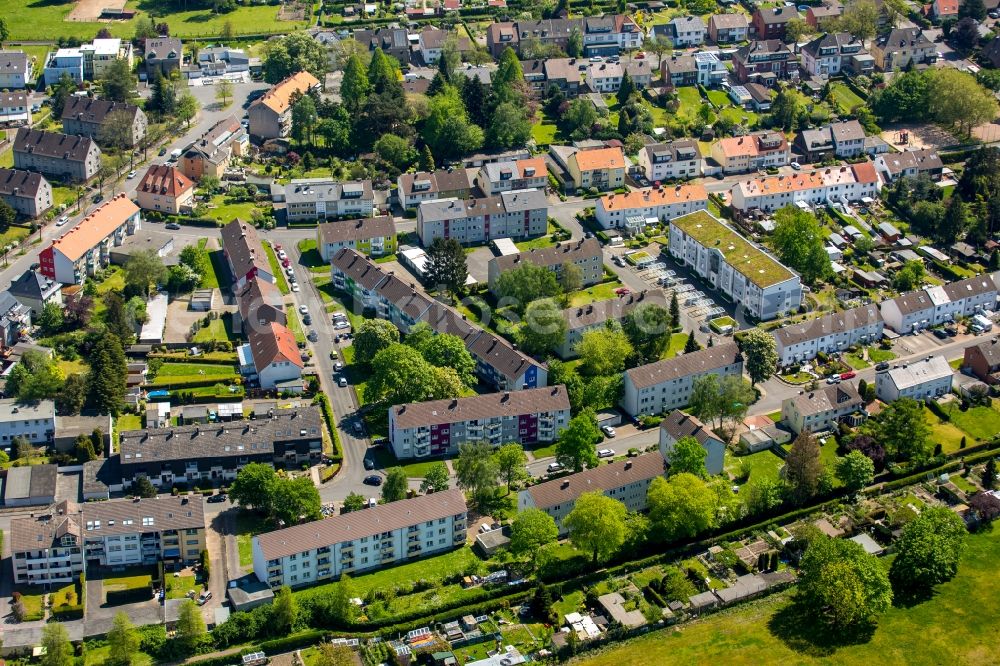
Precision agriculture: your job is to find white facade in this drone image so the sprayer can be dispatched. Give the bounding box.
[0,52,32,89]
[284,180,375,222]
[417,189,548,246]
[875,355,953,402]
[595,185,707,230]
[621,343,743,417]
[729,163,880,213]
[781,383,864,435]
[773,304,884,367]
[879,275,999,333]
[637,141,703,183]
[0,399,56,448]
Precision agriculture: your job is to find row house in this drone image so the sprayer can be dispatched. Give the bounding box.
[316,215,396,261]
[732,40,798,84]
[594,183,708,231]
[773,303,884,367]
[728,162,881,213]
[557,289,668,358]
[0,51,32,89]
[397,168,474,210]
[870,28,936,71]
[416,189,548,246]
[39,194,140,284]
[0,168,52,219]
[13,128,101,182]
[235,277,286,335]
[487,237,603,294]
[373,272,436,333]
[178,115,248,182]
[621,342,743,417]
[708,14,749,43]
[879,274,1000,333]
[668,211,802,321]
[781,382,865,435]
[518,453,666,533]
[541,57,584,95]
[874,148,943,183]
[253,489,467,587]
[248,71,321,139]
[710,131,790,174]
[118,408,323,488]
[331,247,392,311]
[636,140,703,184]
[876,355,953,402]
[239,321,304,390]
[284,179,375,222]
[220,219,274,290]
[388,385,571,458]
[0,91,31,126]
[800,32,872,78]
[962,339,1000,385]
[475,157,548,195]
[660,53,727,88]
[585,60,652,93]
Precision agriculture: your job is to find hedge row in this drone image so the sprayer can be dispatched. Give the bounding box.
[51,604,84,620]
[314,394,343,461]
[106,587,153,605]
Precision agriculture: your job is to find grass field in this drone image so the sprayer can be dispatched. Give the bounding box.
[568,281,624,307]
[726,449,784,485]
[532,110,564,146]
[571,527,1000,666]
[923,407,968,455]
[192,316,232,343]
[235,511,270,569]
[165,573,201,600]
[262,241,290,294]
[674,86,704,122]
[369,448,451,478]
[0,225,31,249]
[154,362,235,379]
[286,309,306,344]
[103,570,153,591]
[942,401,1000,442]
[12,587,45,621]
[663,332,689,359]
[829,82,866,114]
[296,238,328,273]
[117,414,142,431]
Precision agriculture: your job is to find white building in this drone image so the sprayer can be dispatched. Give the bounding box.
[781,382,864,435]
[595,184,708,231]
[284,179,375,222]
[875,355,953,402]
[240,322,304,390]
[253,489,468,587]
[658,411,725,475]
[9,501,84,585]
[417,189,548,246]
[665,16,707,46]
[773,304,884,367]
[0,399,56,448]
[728,162,880,213]
[668,211,802,321]
[0,52,32,89]
[636,140,703,183]
[474,157,548,196]
[584,60,652,93]
[879,274,999,333]
[39,194,141,284]
[621,342,743,417]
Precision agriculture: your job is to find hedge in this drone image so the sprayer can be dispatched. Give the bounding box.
[51,604,84,620]
[106,586,153,605]
[257,631,329,653]
[926,399,951,421]
[314,393,343,461]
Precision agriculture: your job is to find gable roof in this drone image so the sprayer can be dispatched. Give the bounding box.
[398,168,474,198]
[786,382,861,417]
[883,355,952,390]
[710,13,749,29]
[254,71,320,115]
[317,215,395,245]
[8,269,60,302]
[13,128,97,163]
[0,168,46,198]
[491,237,601,273]
[9,501,81,553]
[524,453,666,509]
[137,164,194,198]
[220,219,271,279]
[61,96,140,124]
[625,341,742,390]
[82,495,205,537]
[660,410,721,446]
[572,146,625,172]
[144,37,182,61]
[0,51,29,73]
[392,385,570,429]
[248,322,302,370]
[774,304,882,347]
[49,194,138,262]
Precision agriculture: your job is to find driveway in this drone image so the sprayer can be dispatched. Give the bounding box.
[84,572,162,636]
[55,470,81,504]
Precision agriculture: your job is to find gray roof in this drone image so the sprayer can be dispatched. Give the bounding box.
[888,289,933,316]
[61,96,141,124]
[482,160,545,184]
[942,274,998,302]
[966,339,1000,367]
[0,51,29,73]
[491,237,601,273]
[644,139,701,165]
[82,495,204,536]
[625,342,742,390]
[831,120,866,142]
[883,355,952,390]
[662,55,698,74]
[0,398,55,423]
[466,332,538,380]
[710,13,749,29]
[220,219,271,279]
[4,464,57,502]
[83,456,120,496]
[0,168,47,199]
[392,385,569,429]
[785,382,862,417]
[7,269,59,304]
[317,215,394,244]
[398,169,473,198]
[144,37,182,61]
[660,410,722,446]
[524,452,666,510]
[284,179,373,205]
[0,91,27,108]
[669,15,706,30]
[757,6,798,23]
[773,304,882,347]
[331,248,389,290]
[563,289,667,331]
[878,148,942,175]
[801,32,861,58]
[13,128,96,163]
[877,27,933,51]
[8,501,80,553]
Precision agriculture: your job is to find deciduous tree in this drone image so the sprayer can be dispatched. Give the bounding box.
[272,586,297,634]
[107,612,139,666]
[563,491,627,563]
[493,443,528,492]
[647,473,717,541]
[784,431,824,504]
[835,449,875,493]
[424,237,468,295]
[176,599,206,654]
[353,319,401,366]
[889,506,966,596]
[666,436,708,478]
[771,206,831,284]
[622,302,671,363]
[381,467,408,503]
[455,441,499,506]
[798,536,892,628]
[40,623,73,666]
[575,325,632,376]
[741,328,778,385]
[420,462,450,493]
[495,262,562,313]
[510,507,558,564]
[229,463,278,513]
[519,298,567,355]
[556,409,600,471]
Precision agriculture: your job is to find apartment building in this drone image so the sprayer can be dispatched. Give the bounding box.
[61,97,147,148]
[248,71,321,139]
[316,216,396,261]
[373,272,435,333]
[567,146,626,191]
[475,158,547,195]
[81,496,205,568]
[962,339,1000,385]
[710,132,790,174]
[331,247,391,310]
[195,46,249,76]
[144,37,183,78]
[752,6,798,40]
[284,179,375,222]
[487,237,603,293]
[39,194,140,284]
[254,489,468,587]
[135,165,195,215]
[487,17,638,58]
[416,189,548,246]
[660,55,699,87]
[9,501,84,585]
[397,169,475,209]
[354,27,412,64]
[43,49,86,84]
[417,26,473,64]
[668,211,802,321]
[118,408,323,487]
[876,355,953,402]
[557,290,668,358]
[708,13,749,43]
[13,128,102,182]
[0,168,52,219]
[732,40,798,83]
[795,120,870,162]
[0,51,32,89]
[43,39,132,83]
[582,14,643,55]
[621,342,743,417]
[178,115,248,181]
[0,399,56,447]
[874,148,944,183]
[782,382,864,435]
[518,453,667,534]
[0,91,31,126]
[235,277,286,334]
[773,303,884,367]
[728,162,880,213]
[870,28,935,71]
[7,269,62,317]
[0,291,30,347]
[659,411,725,475]
[585,60,652,92]
[879,274,1000,333]
[595,184,708,231]
[800,32,868,78]
[240,322,304,390]
[467,330,547,391]
[220,219,274,290]
[636,140,703,183]
[389,386,571,459]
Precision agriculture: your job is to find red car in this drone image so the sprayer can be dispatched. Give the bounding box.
[840,371,856,380]
[273,244,282,251]
[615,287,631,296]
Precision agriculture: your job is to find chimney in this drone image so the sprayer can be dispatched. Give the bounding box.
[624,460,632,470]
[561,480,570,489]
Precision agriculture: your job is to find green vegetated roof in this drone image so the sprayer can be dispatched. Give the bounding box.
[672,210,794,288]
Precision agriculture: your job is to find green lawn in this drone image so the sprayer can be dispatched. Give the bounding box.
[829,82,866,114]
[568,281,624,307]
[726,449,784,485]
[924,407,967,454]
[706,90,731,107]
[13,587,45,621]
[868,348,896,363]
[104,570,153,591]
[286,309,307,345]
[553,589,585,620]
[262,241,290,295]
[117,414,142,431]
[532,113,563,146]
[151,362,236,386]
[662,332,689,359]
[942,401,1000,442]
[297,238,328,273]
[0,225,30,248]
[192,316,233,344]
[235,511,270,569]
[165,574,201,600]
[0,145,12,168]
[571,527,1000,666]
[674,87,704,121]
[369,448,451,478]
[58,358,89,377]
[515,225,561,251]
[845,353,871,370]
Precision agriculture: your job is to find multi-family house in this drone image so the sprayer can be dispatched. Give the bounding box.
[61,97,147,148]
[316,216,396,260]
[195,47,249,76]
[870,28,936,71]
[39,194,140,284]
[417,26,473,64]
[253,489,468,587]
[728,162,881,213]
[0,168,52,218]
[669,211,802,320]
[874,148,944,183]
[732,40,798,83]
[80,495,206,568]
[962,339,1000,385]
[44,39,132,83]
[0,292,30,347]
[567,146,626,191]
[795,120,868,162]
[248,71,321,139]
[752,6,799,40]
[773,304,883,367]
[781,382,865,435]
[284,179,375,222]
[876,355,953,402]
[621,342,744,417]
[929,0,959,20]
[0,51,32,89]
[13,128,102,182]
[806,0,844,29]
[9,501,84,585]
[710,131,790,174]
[659,411,725,475]
[0,91,31,126]
[373,272,434,333]
[879,275,999,333]
[518,453,666,533]
[7,269,62,317]
[800,32,866,78]
[0,398,56,447]
[135,165,195,215]
[661,55,699,87]
[416,189,548,246]
[662,16,707,47]
[118,408,323,487]
[220,219,274,290]
[354,27,411,64]
[235,277,286,334]
[487,237,603,293]
[708,14,749,43]
[388,386,571,458]
[691,51,728,87]
[636,140,703,183]
[595,184,708,231]
[331,247,391,310]
[557,290,668,358]
[240,322,304,390]
[474,157,548,195]
[582,15,643,56]
[543,58,583,95]
[178,115,248,181]
[144,37,183,78]
[397,169,475,209]
[585,60,652,92]
[467,330,547,390]
[44,49,85,84]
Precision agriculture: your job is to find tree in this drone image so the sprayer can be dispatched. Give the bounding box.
[892,260,925,292]
[341,54,371,112]
[869,397,931,462]
[567,27,583,57]
[229,463,278,513]
[839,0,879,46]
[148,71,178,118]
[495,262,562,313]
[784,17,813,43]
[419,334,476,386]
[263,32,330,83]
[983,457,997,490]
[683,330,700,354]
[670,292,680,327]
[769,86,805,131]
[342,492,366,513]
[563,97,599,140]
[689,374,755,433]
[97,108,139,153]
[487,101,532,150]
[272,586,297,634]
[75,434,97,463]
[959,0,987,19]
[455,440,499,505]
[771,206,831,284]
[100,58,135,103]
[50,73,78,120]
[177,92,199,128]
[107,612,139,666]
[519,298,567,355]
[381,467,408,503]
[647,473,717,542]
[622,303,671,363]
[741,328,778,385]
[56,373,87,415]
[563,491,627,564]
[0,17,8,49]
[889,507,967,596]
[422,84,484,160]
[616,70,636,107]
[556,409,600,472]
[420,144,435,172]
[744,477,785,515]
[133,476,157,498]
[951,16,981,53]
[36,300,65,336]
[510,508,558,564]
[368,48,402,96]
[7,350,64,402]
[938,193,968,244]
[424,238,468,294]
[666,436,708,478]
[291,94,318,144]
[365,344,459,406]
[927,68,998,136]
[124,249,167,298]
[373,133,416,171]
[784,431,824,505]
[353,319,400,365]
[798,536,892,627]
[176,599,206,654]
[494,443,528,492]
[835,450,875,493]
[40,623,73,666]
[215,78,234,107]
[87,332,127,415]
[0,198,15,234]
[969,491,1000,523]
[576,325,632,376]
[420,462,450,493]
[271,476,322,526]
[326,572,355,624]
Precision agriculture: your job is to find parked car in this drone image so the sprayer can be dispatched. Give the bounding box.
[334,361,344,371]
[307,330,318,342]
[56,215,69,226]
[158,147,167,156]
[601,425,617,438]
[338,376,347,387]
[840,371,856,380]
[875,362,890,371]
[932,328,948,339]
[302,314,312,325]
[363,474,383,486]
[127,170,136,179]
[364,458,375,470]
[166,223,181,230]
[353,421,364,434]
[290,283,300,292]
[826,376,842,384]
[207,493,227,503]
[197,590,212,605]
[597,448,615,458]
[299,304,309,314]
[546,462,564,473]
[790,161,802,170]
